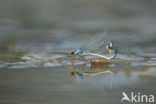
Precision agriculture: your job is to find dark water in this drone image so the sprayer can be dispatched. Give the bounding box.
[0,0,156,104]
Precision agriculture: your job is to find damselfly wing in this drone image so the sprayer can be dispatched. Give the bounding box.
[68,32,117,61]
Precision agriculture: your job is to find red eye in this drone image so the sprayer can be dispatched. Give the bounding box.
[69,51,74,55]
[70,72,75,76]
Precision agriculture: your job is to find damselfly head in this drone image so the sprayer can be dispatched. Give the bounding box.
[106,41,113,49]
[69,51,75,55]
[106,45,111,49]
[70,72,75,76]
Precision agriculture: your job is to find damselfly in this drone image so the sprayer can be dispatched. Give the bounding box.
[68,33,117,61]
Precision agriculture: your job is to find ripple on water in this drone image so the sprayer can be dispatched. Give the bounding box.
[21,53,66,61]
[131,60,156,66]
[116,54,144,61]
[138,53,156,57]
[150,57,156,61]
[148,67,156,77]
[1,51,156,69]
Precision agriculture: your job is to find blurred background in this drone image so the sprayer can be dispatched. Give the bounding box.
[0,0,156,53]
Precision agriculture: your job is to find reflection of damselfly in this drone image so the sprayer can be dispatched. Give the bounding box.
[69,33,117,61]
[70,70,114,78]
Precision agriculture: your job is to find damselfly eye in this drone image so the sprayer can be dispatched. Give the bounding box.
[106,45,110,49]
[69,51,74,55]
[70,72,75,76]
